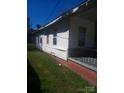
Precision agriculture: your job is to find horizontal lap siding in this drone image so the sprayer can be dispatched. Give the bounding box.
[38,18,69,60]
[42,45,68,60]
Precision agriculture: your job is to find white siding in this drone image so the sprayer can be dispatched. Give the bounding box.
[37,20,69,60]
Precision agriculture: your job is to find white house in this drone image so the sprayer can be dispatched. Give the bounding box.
[34,0,97,71]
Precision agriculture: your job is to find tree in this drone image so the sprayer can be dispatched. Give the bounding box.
[36,24,41,29]
[27,17,34,43]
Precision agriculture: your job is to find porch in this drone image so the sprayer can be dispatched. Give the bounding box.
[68,2,97,71]
[68,48,97,71]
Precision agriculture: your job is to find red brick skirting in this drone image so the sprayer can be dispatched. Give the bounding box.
[51,55,97,86]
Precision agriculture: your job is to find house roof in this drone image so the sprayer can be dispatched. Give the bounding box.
[35,0,95,33]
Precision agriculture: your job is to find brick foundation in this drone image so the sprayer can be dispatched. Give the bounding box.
[51,55,97,86]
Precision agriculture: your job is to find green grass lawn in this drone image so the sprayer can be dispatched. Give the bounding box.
[27,50,97,93]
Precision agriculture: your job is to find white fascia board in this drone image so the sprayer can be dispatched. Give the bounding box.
[39,16,62,30]
[72,7,79,13]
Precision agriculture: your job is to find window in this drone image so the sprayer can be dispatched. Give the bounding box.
[40,37,42,44]
[78,27,86,46]
[53,30,57,45]
[46,33,49,44]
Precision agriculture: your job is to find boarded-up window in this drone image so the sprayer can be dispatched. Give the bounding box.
[53,30,57,45]
[78,27,86,46]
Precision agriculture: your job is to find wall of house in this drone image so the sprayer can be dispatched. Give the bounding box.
[36,19,69,60]
[69,16,95,48]
[69,16,96,57]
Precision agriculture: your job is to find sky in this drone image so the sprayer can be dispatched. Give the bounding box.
[27,0,86,29]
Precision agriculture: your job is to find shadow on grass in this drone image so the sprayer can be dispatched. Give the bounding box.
[27,59,43,93]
